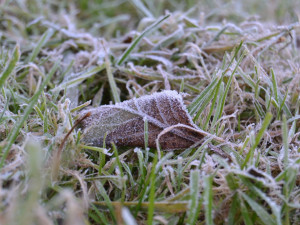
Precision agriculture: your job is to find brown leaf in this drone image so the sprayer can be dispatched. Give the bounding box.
[79,90,211,150]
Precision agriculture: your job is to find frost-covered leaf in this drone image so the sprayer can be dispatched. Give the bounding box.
[79,90,209,150]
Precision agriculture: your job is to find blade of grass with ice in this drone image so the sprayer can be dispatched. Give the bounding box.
[136,148,146,194]
[227,194,240,224]
[282,115,289,168]
[271,68,278,103]
[186,169,200,225]
[203,78,222,130]
[242,112,273,169]
[213,49,246,131]
[0,96,9,123]
[112,143,125,202]
[240,177,282,225]
[0,45,20,90]
[187,76,220,116]
[90,204,109,224]
[240,197,253,225]
[52,65,105,92]
[105,55,120,103]
[129,0,153,18]
[26,29,54,63]
[240,192,276,225]
[117,14,170,65]
[147,153,158,225]
[204,175,213,225]
[94,181,117,224]
[0,61,59,169]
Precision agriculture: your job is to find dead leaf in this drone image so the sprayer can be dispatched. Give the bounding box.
[79,90,211,150]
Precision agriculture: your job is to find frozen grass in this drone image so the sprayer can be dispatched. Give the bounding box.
[1,0,300,224]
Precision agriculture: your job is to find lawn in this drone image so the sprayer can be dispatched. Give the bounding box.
[0,0,300,224]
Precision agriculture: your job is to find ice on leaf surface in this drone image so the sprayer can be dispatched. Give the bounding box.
[79,90,209,150]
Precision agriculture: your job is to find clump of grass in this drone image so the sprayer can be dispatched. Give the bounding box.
[1,0,300,224]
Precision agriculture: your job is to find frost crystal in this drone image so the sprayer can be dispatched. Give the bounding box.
[79,90,208,150]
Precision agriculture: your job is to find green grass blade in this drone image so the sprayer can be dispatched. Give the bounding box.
[210,82,224,131]
[129,0,153,18]
[242,112,273,169]
[147,153,158,225]
[213,50,246,130]
[136,148,146,194]
[254,99,266,118]
[203,78,222,130]
[0,61,59,169]
[227,194,240,224]
[0,45,20,90]
[52,65,105,92]
[117,14,170,65]
[282,115,289,168]
[240,192,276,225]
[0,96,9,123]
[240,177,282,225]
[271,68,278,103]
[90,203,109,224]
[94,180,117,223]
[121,161,135,186]
[238,67,256,89]
[182,137,213,172]
[186,169,200,225]
[26,29,54,63]
[112,143,125,202]
[193,86,216,122]
[153,27,184,50]
[204,175,213,225]
[187,76,220,116]
[105,55,120,103]
[224,41,244,74]
[278,91,288,119]
[179,78,185,92]
[240,197,254,225]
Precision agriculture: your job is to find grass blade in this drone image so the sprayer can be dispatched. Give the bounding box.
[227,194,240,224]
[271,68,278,103]
[0,96,9,123]
[203,78,222,130]
[240,192,276,225]
[210,82,224,131]
[242,112,273,169]
[105,54,120,103]
[0,45,20,90]
[112,143,125,202]
[129,0,153,18]
[147,153,158,225]
[282,115,289,168]
[204,175,213,225]
[186,170,200,225]
[0,61,59,169]
[117,14,170,65]
[90,203,109,224]
[213,49,246,131]
[187,76,220,116]
[52,65,105,92]
[26,29,54,63]
[94,180,117,223]
[240,197,254,225]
